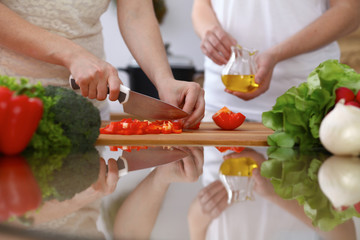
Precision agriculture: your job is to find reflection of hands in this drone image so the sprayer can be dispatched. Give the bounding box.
[91,158,119,196]
[188,180,228,240]
[223,148,276,198]
[225,49,276,100]
[158,79,205,129]
[69,50,122,101]
[200,26,237,65]
[154,147,204,184]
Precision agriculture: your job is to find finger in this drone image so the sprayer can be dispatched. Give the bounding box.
[202,186,227,212]
[98,157,107,181]
[199,180,225,204]
[213,28,237,57]
[183,88,205,128]
[106,158,120,193]
[201,40,227,65]
[207,34,231,60]
[88,76,98,99]
[97,74,109,101]
[225,88,262,100]
[210,194,229,218]
[107,71,122,101]
[252,167,265,188]
[78,77,90,98]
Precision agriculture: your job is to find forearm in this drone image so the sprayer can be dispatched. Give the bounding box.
[269,0,360,63]
[267,194,356,240]
[113,169,170,239]
[0,3,85,69]
[192,0,221,40]
[189,226,207,240]
[116,0,173,89]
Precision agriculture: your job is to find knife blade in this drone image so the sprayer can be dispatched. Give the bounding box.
[69,76,188,120]
[120,146,188,174]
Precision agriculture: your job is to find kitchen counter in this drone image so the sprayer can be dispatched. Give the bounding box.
[0,126,359,240]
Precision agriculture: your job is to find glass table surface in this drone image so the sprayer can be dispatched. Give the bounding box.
[0,144,359,240]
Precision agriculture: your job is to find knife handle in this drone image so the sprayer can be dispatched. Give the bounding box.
[69,75,129,104]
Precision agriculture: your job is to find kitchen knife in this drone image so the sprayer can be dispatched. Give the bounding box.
[69,76,188,120]
[96,146,188,176]
[119,146,188,176]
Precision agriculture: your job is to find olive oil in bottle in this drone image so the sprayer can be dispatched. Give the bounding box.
[221,74,259,92]
[219,157,258,177]
[219,157,258,203]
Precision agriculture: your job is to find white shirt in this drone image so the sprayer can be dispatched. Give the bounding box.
[204,0,340,122]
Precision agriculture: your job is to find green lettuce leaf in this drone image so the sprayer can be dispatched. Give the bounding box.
[261,147,360,231]
[262,60,360,149]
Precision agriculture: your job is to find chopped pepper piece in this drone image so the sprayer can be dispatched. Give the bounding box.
[212,106,246,130]
[215,146,245,153]
[100,118,182,135]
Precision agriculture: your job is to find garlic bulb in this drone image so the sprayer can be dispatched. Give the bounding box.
[319,100,360,156]
[318,155,360,208]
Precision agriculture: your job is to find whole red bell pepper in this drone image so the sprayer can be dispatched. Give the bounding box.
[212,106,246,130]
[0,86,43,155]
[0,155,42,222]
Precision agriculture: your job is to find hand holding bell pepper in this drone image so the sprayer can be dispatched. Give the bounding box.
[212,106,246,130]
[0,87,43,155]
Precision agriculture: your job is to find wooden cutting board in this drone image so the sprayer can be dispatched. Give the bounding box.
[96,121,274,146]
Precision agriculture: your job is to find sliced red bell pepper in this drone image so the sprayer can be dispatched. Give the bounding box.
[0,155,42,222]
[109,146,149,152]
[215,146,245,153]
[0,87,43,155]
[100,118,183,135]
[212,106,246,130]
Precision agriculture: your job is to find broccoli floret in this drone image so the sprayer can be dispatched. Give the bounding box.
[44,86,101,152]
[45,147,100,201]
[25,146,100,202]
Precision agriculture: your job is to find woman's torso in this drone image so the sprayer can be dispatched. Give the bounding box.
[0,0,110,86]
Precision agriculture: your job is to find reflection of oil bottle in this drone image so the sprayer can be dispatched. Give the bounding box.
[219,157,258,204]
[221,45,259,92]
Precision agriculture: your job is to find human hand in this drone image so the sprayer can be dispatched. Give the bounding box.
[200,26,237,65]
[225,50,277,100]
[188,180,228,236]
[91,158,119,196]
[157,79,205,129]
[68,50,122,101]
[223,148,276,198]
[154,147,204,185]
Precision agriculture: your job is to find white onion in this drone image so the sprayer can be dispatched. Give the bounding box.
[318,155,360,208]
[319,100,360,156]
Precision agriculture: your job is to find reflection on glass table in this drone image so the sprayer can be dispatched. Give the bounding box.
[318,155,360,215]
[110,146,204,240]
[188,146,357,240]
[0,145,195,240]
[0,145,359,240]
[219,151,258,203]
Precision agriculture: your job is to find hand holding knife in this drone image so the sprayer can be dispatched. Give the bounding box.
[69,76,188,120]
